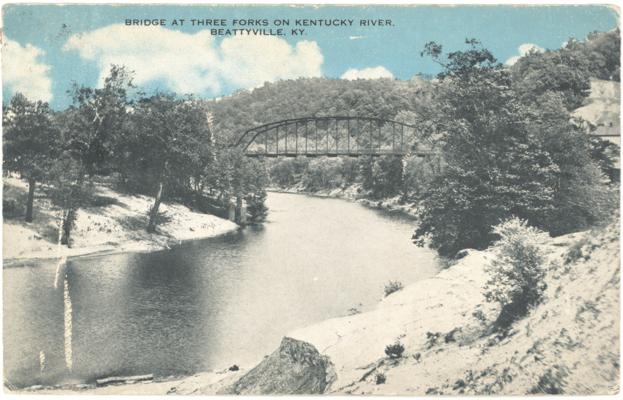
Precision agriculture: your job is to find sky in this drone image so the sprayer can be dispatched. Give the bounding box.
[1,4,619,109]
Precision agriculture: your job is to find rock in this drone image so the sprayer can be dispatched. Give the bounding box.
[228,364,239,371]
[455,249,476,260]
[223,337,336,395]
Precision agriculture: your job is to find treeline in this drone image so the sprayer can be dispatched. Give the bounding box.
[3,67,268,246]
[269,154,440,200]
[512,29,620,110]
[4,29,619,256]
[413,36,619,256]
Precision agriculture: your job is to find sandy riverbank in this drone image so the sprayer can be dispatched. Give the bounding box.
[3,177,239,264]
[15,219,619,395]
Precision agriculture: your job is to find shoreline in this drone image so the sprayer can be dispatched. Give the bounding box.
[2,226,240,267]
[4,187,406,266]
[8,219,619,395]
[267,185,420,218]
[6,188,430,394]
[3,177,240,266]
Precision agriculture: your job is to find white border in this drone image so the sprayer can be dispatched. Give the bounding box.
[0,2,620,400]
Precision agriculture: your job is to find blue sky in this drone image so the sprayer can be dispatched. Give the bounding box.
[2,4,619,109]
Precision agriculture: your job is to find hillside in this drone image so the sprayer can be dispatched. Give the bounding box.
[183,220,620,395]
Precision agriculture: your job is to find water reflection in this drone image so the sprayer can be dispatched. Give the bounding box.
[63,272,73,372]
[4,193,439,387]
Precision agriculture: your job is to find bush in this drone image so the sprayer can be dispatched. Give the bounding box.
[361,156,403,198]
[384,280,403,297]
[564,237,590,265]
[2,198,22,218]
[384,342,405,359]
[375,373,386,385]
[484,218,547,328]
[300,158,344,191]
[246,190,269,223]
[425,332,441,349]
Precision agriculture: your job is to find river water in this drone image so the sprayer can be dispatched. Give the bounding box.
[3,192,439,388]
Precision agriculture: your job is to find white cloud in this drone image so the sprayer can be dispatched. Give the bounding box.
[504,43,545,66]
[2,39,53,102]
[340,66,394,80]
[349,36,365,40]
[218,36,323,89]
[63,24,323,94]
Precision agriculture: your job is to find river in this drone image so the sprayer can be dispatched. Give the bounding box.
[3,192,439,388]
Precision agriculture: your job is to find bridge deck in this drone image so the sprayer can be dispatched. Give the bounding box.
[245,150,434,158]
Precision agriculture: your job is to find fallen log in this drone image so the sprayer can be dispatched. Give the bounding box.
[96,374,153,386]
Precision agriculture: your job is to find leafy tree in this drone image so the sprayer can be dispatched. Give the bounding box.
[414,39,615,256]
[242,158,270,223]
[526,91,617,234]
[3,93,58,222]
[369,156,403,198]
[400,155,439,201]
[588,137,620,182]
[413,40,559,256]
[47,152,92,246]
[65,65,134,176]
[573,29,620,81]
[511,29,620,110]
[210,148,269,224]
[512,48,591,110]
[123,94,213,232]
[51,65,134,244]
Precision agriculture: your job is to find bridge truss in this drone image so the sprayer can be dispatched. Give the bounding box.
[234,116,432,157]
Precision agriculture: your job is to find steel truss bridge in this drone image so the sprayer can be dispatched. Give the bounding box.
[234,116,432,157]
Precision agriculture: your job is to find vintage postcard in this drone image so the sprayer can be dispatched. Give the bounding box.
[2,2,620,396]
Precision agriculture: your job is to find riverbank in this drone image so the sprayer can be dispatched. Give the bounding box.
[17,219,619,395]
[172,220,621,395]
[3,177,238,264]
[268,183,420,217]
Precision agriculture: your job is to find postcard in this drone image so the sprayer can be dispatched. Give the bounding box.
[2,3,620,396]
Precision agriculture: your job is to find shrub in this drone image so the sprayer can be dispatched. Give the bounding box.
[425,332,441,349]
[375,372,386,385]
[564,237,589,265]
[529,366,568,394]
[484,218,547,328]
[384,342,405,359]
[3,198,22,218]
[384,280,404,297]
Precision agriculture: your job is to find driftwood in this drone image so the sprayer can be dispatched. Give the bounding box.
[96,374,153,386]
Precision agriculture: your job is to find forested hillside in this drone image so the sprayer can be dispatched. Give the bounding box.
[206,76,433,145]
[223,29,621,257]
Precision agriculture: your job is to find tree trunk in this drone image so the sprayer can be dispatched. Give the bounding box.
[147,161,168,233]
[235,195,243,224]
[61,208,76,247]
[25,178,36,222]
[147,180,164,233]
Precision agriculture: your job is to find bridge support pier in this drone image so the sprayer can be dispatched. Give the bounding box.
[227,197,248,225]
[227,200,236,222]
